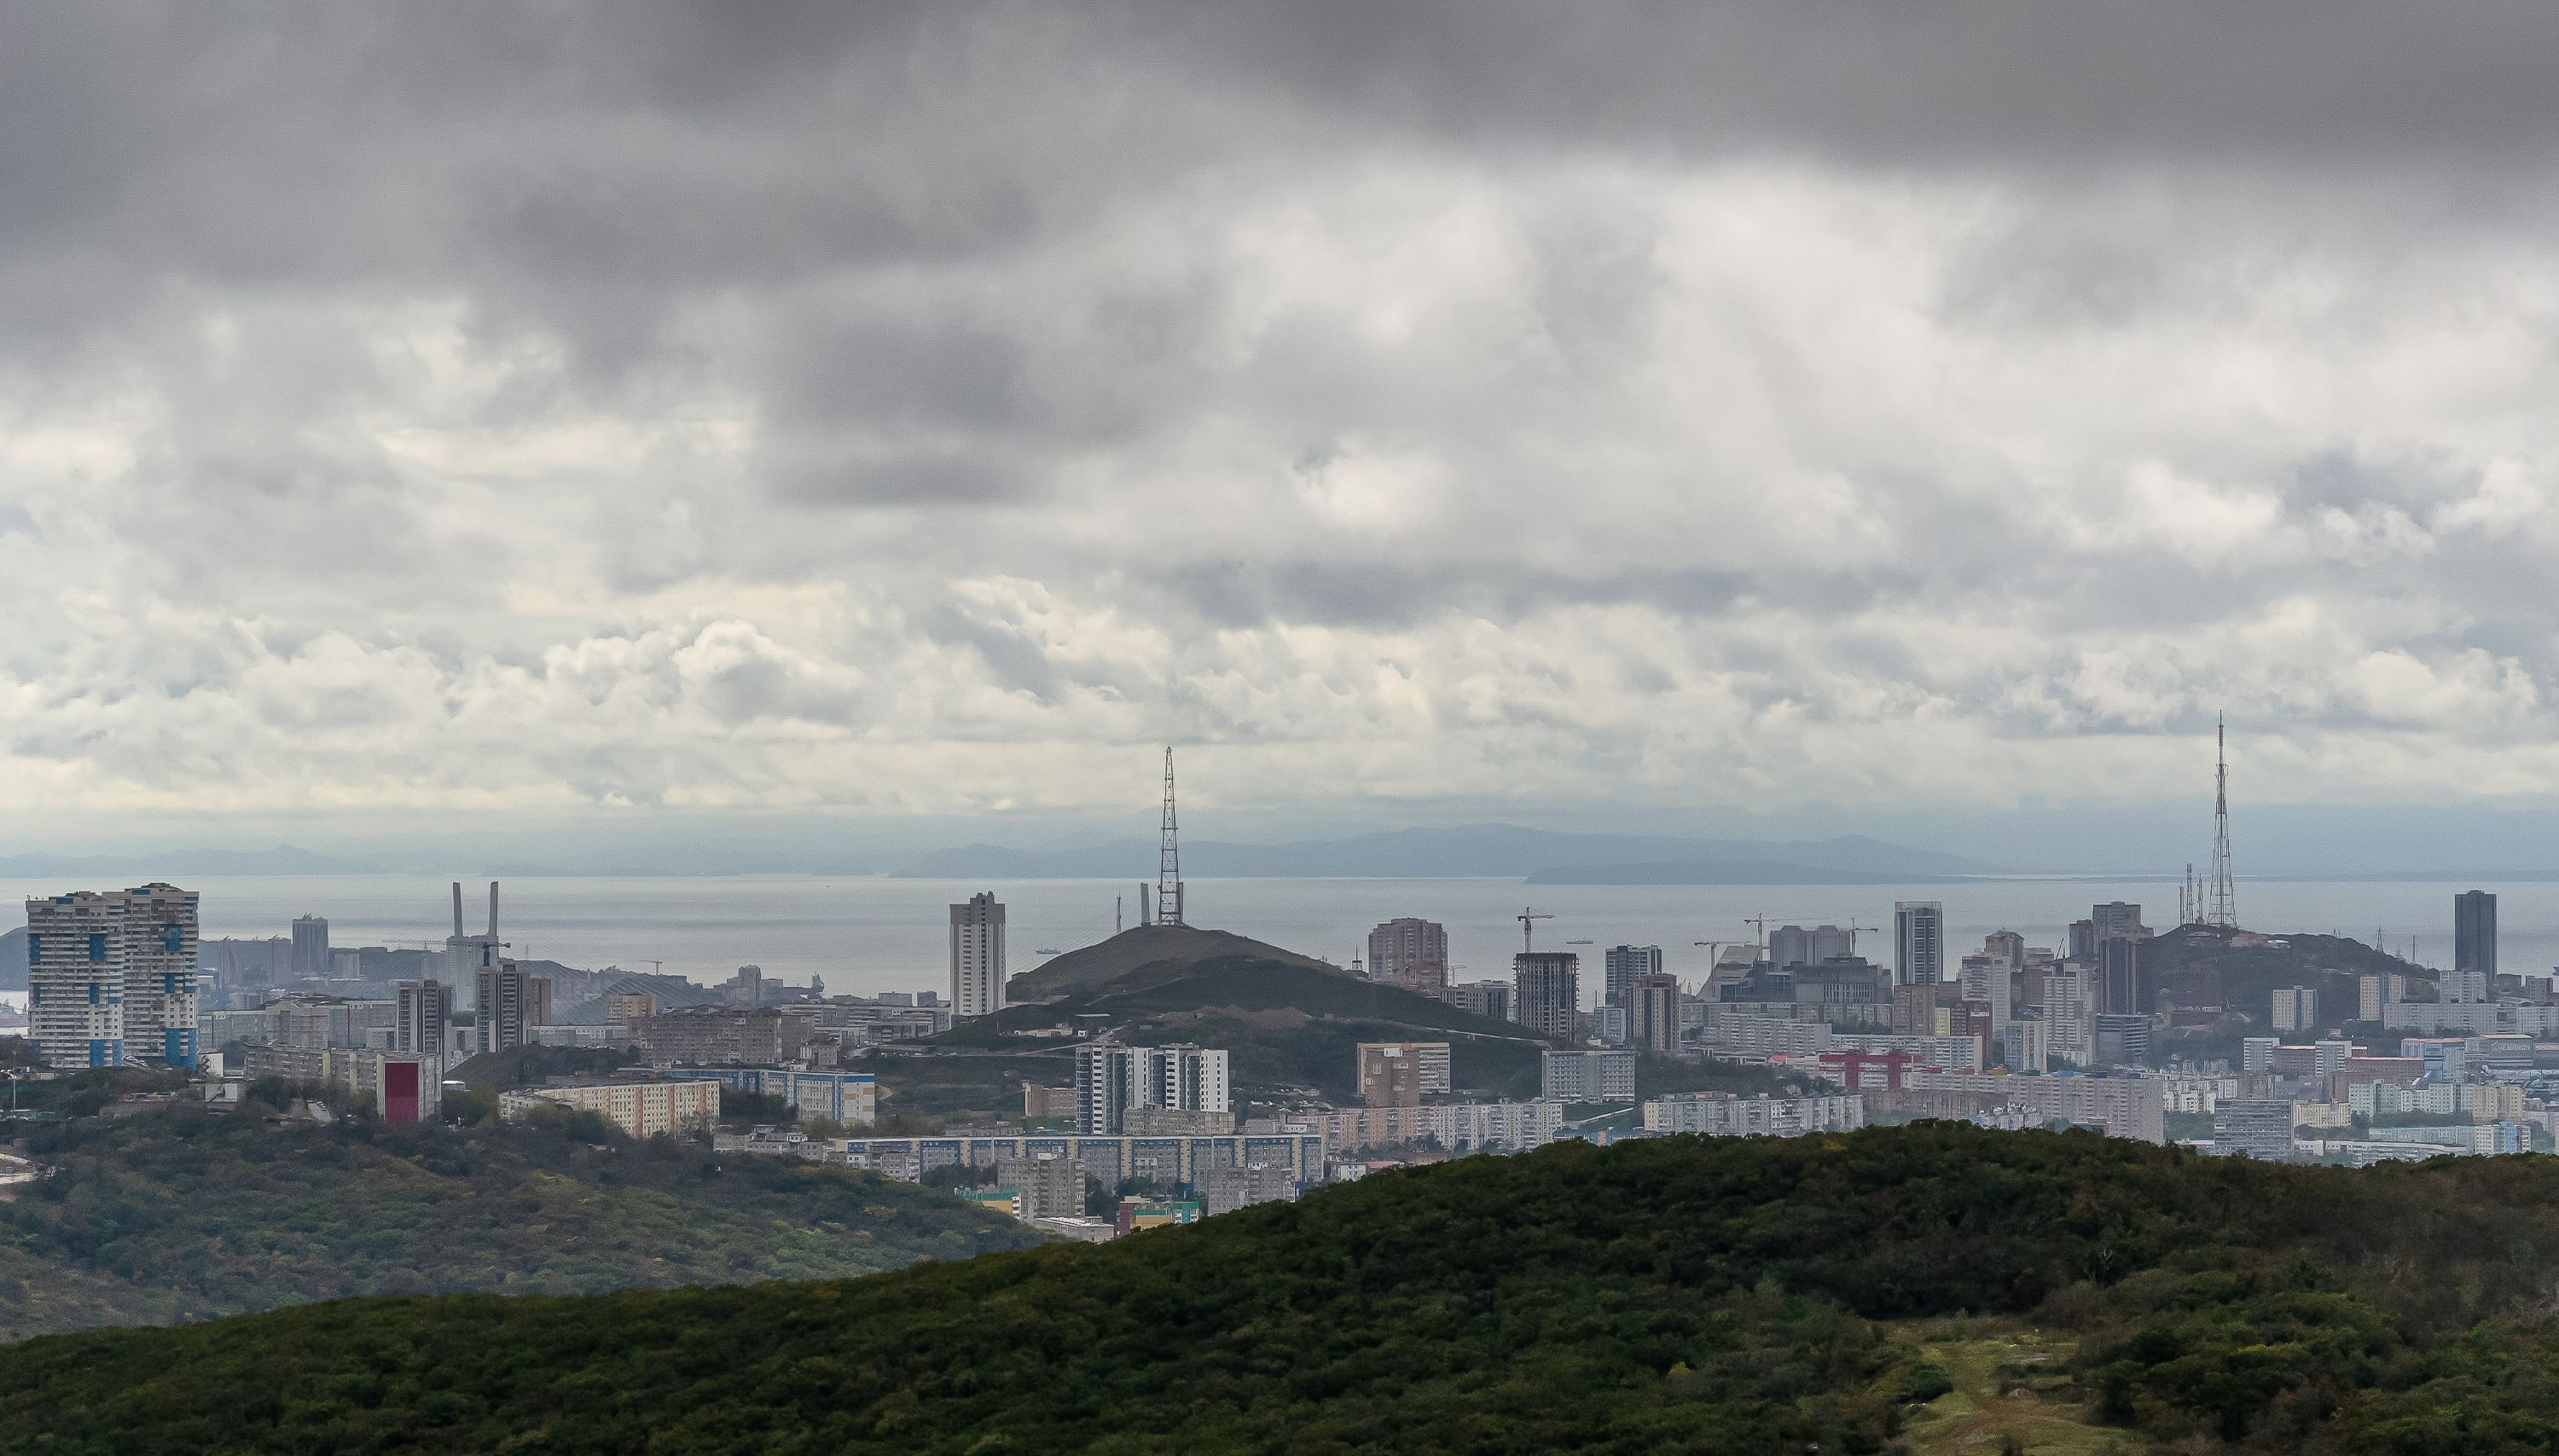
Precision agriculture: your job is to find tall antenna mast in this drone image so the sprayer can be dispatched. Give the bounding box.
[2208,715,2237,928]
[1158,746,1184,927]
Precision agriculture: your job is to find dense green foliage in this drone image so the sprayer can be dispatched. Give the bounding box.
[0,1109,1040,1341]
[17,1125,2559,1452]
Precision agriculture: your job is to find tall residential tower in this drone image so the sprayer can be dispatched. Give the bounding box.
[950,891,1007,1018]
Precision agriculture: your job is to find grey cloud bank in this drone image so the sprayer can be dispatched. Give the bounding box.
[3,2,2559,856]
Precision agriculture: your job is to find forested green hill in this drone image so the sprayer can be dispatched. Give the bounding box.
[9,1124,2559,1453]
[0,1111,1038,1341]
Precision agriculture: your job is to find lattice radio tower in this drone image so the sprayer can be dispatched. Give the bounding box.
[2207,715,2237,928]
[1157,745,1185,927]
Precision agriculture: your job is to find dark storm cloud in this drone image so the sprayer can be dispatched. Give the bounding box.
[1,1,2557,826]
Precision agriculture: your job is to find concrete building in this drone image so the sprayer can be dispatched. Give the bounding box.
[2092,1012,2151,1068]
[1603,944,1664,1006]
[949,892,1007,1019]
[1200,1162,1300,1216]
[1767,925,1814,971]
[660,1067,878,1127]
[605,990,659,1026]
[1368,919,1449,995]
[1076,1043,1232,1134]
[1444,981,1512,1022]
[476,960,547,1056]
[1541,1047,1635,1101]
[395,980,451,1056]
[1513,952,1580,1038]
[995,1152,1086,1220]
[2216,1099,2298,1160]
[633,1005,821,1065]
[1355,1041,1451,1106]
[1312,1099,1566,1154]
[1894,902,1944,987]
[1643,1092,1865,1137]
[2272,986,2318,1034]
[2090,902,2146,943]
[2457,890,2498,978]
[290,914,330,982]
[499,1079,720,1139]
[1904,1070,2166,1143]
[1629,972,1681,1053]
[833,1132,1327,1191]
[25,885,202,1070]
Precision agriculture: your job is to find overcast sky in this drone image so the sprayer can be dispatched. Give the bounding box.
[7,3,2559,861]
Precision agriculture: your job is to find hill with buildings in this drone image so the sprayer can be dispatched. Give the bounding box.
[0,1110,1039,1343]
[931,949,1560,1109]
[10,1125,2559,1452]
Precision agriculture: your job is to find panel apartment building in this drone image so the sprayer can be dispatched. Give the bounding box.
[25,883,200,1070]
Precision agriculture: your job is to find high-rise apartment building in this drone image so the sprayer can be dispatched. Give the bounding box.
[1513,952,1580,1038]
[1074,1043,1231,1134]
[24,884,200,1070]
[1812,925,1855,965]
[119,883,200,1070]
[477,961,545,1054]
[1629,972,1681,1053]
[949,892,1007,1018]
[1444,981,1512,1022]
[1893,902,1944,987]
[1603,944,1663,1006]
[395,979,452,1056]
[290,914,330,981]
[1367,919,1449,995]
[1957,954,2011,1030]
[1355,1041,1452,1106]
[2456,890,2498,977]
[2271,985,2317,1033]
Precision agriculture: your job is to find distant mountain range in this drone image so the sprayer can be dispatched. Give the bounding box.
[0,846,380,878]
[897,825,2005,882]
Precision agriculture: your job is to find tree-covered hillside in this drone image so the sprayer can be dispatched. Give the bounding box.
[11,1125,2559,1453]
[0,1110,1040,1341]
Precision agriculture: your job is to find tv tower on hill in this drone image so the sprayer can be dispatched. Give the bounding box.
[1157,746,1186,927]
[2208,715,2237,928]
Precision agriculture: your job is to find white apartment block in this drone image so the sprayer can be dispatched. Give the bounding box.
[25,884,200,1070]
[1540,1047,1635,1101]
[1643,1092,1865,1137]
[1314,1099,1568,1154]
[1075,1043,1232,1134]
[499,1080,720,1139]
[1904,1070,2166,1144]
[949,892,1007,1019]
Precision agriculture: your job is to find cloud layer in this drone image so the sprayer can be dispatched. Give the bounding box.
[7,2,2559,834]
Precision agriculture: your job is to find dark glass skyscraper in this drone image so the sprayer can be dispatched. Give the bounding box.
[2456,890,2498,977]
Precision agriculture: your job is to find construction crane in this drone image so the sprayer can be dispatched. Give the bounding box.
[1516,908,1554,953]
[1842,922,1882,956]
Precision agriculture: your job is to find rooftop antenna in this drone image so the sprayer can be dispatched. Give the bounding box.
[1516,907,1553,953]
[2208,715,2237,928]
[1157,746,1184,927]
